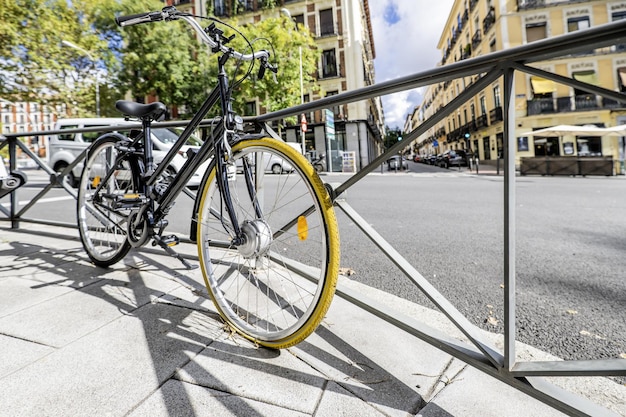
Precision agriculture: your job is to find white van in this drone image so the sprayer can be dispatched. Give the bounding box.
[48,118,206,188]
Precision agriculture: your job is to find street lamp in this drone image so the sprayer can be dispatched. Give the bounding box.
[280,8,305,155]
[62,40,100,117]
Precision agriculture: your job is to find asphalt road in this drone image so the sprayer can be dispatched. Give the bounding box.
[6,162,626,371]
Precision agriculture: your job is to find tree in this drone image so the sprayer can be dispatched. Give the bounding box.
[0,0,114,114]
[384,126,402,150]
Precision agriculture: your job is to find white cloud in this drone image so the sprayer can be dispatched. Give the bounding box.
[370,0,455,128]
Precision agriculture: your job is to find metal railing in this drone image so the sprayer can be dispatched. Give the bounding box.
[3,18,626,417]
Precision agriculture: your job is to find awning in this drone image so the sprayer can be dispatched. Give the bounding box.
[530,77,556,94]
[572,70,599,86]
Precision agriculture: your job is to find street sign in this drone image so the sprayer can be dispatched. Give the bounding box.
[300,113,307,132]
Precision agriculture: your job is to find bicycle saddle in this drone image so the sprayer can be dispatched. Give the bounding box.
[115,100,167,121]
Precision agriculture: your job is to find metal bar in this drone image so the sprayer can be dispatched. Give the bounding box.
[503,65,517,370]
[334,67,502,197]
[8,137,18,228]
[512,359,626,377]
[511,62,626,103]
[335,198,504,368]
[256,20,626,122]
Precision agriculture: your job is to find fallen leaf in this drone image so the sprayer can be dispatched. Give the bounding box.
[339,267,355,276]
[566,309,578,315]
[486,317,499,326]
[619,353,626,359]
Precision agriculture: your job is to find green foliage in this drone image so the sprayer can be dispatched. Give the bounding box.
[384,126,402,150]
[210,15,320,123]
[0,1,320,121]
[0,0,114,114]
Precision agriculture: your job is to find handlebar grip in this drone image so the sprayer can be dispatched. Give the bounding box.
[115,11,162,27]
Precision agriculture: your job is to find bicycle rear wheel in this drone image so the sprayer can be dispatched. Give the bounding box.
[196,138,340,348]
[77,136,136,267]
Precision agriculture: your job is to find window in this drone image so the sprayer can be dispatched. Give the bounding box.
[294,14,305,27]
[618,67,626,93]
[322,49,337,78]
[244,101,257,116]
[325,90,340,117]
[612,11,626,51]
[493,84,501,108]
[526,22,546,43]
[213,0,226,16]
[577,137,602,156]
[489,38,496,52]
[319,9,334,36]
[480,96,487,114]
[58,125,78,141]
[470,103,476,120]
[567,16,590,32]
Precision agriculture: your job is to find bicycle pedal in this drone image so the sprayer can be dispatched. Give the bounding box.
[115,193,147,208]
[161,234,180,247]
[153,235,197,270]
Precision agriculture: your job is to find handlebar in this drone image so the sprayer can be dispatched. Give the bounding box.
[115,6,276,70]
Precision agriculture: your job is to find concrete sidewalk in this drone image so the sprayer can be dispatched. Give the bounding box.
[0,224,624,416]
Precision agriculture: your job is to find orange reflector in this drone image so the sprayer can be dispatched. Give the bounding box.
[92,176,101,188]
[124,194,140,199]
[297,216,308,241]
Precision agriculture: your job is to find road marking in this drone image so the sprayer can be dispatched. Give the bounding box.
[1,195,74,208]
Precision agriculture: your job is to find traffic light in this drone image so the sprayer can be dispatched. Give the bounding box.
[464,132,470,139]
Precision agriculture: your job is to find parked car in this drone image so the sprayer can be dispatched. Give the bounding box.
[386,155,409,171]
[425,154,438,165]
[234,144,298,174]
[455,149,473,167]
[48,118,207,188]
[439,150,463,168]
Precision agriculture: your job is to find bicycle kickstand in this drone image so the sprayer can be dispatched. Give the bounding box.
[152,235,198,270]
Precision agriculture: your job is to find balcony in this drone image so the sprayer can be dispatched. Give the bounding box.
[526,94,621,116]
[575,94,599,110]
[483,7,496,34]
[319,23,337,37]
[472,29,482,49]
[476,114,489,128]
[469,0,479,12]
[489,107,503,124]
[517,0,546,10]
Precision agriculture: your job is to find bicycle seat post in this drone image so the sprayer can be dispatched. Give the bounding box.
[142,117,155,177]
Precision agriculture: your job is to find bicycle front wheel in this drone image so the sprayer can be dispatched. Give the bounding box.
[77,136,136,267]
[196,138,340,349]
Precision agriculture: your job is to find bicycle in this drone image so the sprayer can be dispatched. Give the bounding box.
[76,6,340,349]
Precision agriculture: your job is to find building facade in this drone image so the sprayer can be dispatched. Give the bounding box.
[173,0,385,171]
[408,0,626,169]
[0,100,62,158]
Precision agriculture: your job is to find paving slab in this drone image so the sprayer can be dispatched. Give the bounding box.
[290,294,439,416]
[176,338,327,414]
[0,267,183,347]
[0,334,54,378]
[0,303,218,416]
[128,379,309,417]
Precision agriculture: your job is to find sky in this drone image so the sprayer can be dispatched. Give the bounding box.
[369,0,456,129]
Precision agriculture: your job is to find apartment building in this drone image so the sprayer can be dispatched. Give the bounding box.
[0,101,61,157]
[172,0,385,171]
[409,0,626,166]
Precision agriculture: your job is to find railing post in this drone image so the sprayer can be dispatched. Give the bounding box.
[503,66,516,370]
[8,137,19,229]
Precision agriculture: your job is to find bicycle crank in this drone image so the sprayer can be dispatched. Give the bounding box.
[127,209,151,248]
